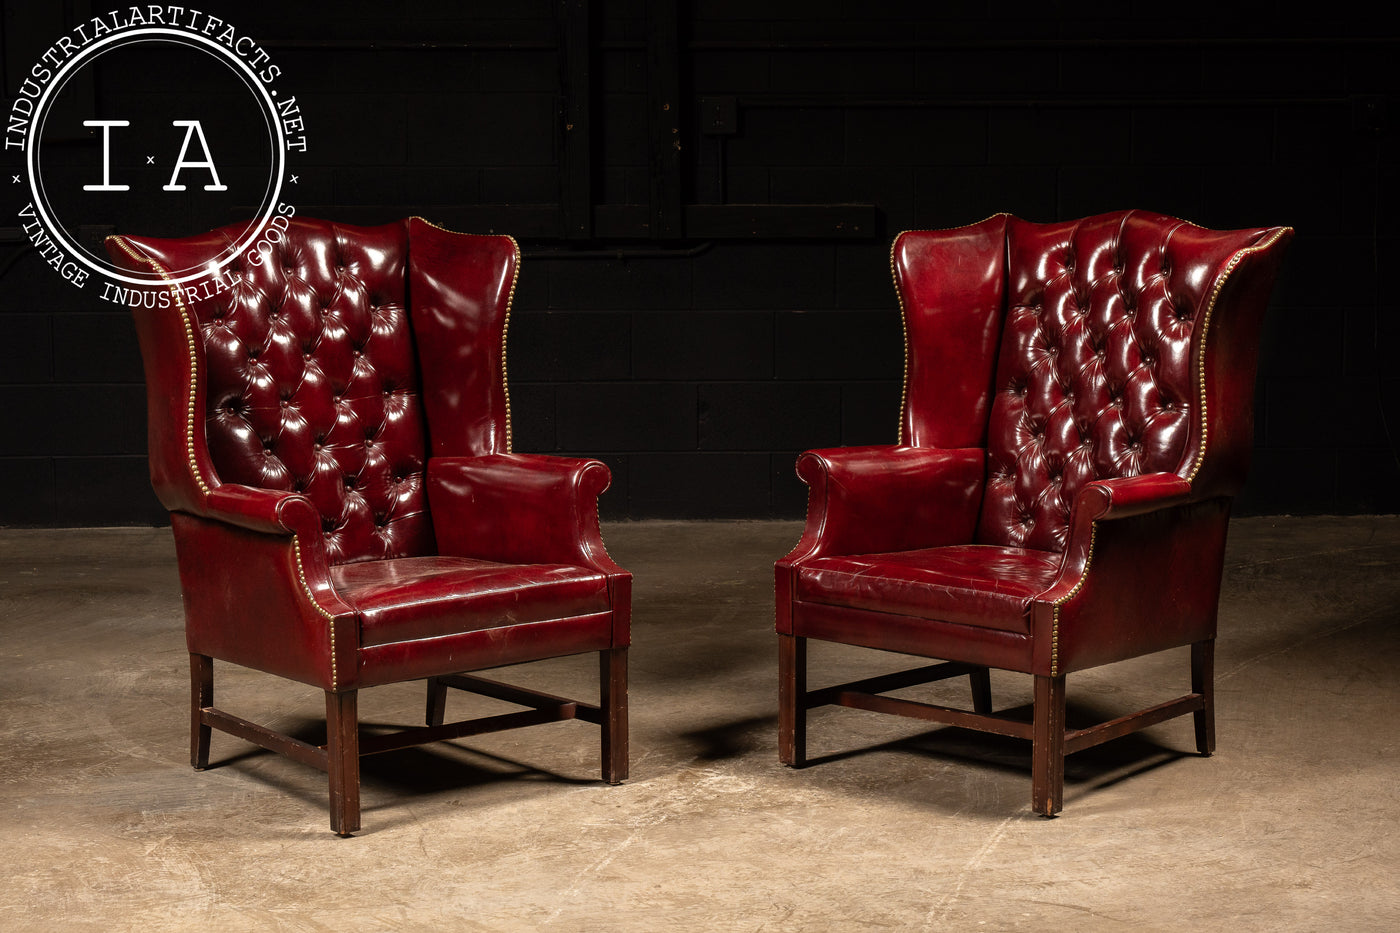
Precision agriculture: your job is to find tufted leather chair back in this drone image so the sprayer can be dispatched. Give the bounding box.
[109,217,518,566]
[895,210,1291,553]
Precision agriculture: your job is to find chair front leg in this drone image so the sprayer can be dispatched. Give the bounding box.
[1192,639,1216,756]
[600,647,628,784]
[1032,674,1066,817]
[190,653,212,770]
[326,690,361,836]
[778,634,807,767]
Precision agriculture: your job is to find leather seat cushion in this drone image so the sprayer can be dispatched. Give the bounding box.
[795,545,1062,634]
[331,556,610,647]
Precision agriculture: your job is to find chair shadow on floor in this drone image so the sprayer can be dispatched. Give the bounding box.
[679,715,778,762]
[786,699,1200,808]
[201,716,599,829]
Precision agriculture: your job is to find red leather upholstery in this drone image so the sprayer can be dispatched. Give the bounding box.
[796,545,1059,633]
[777,210,1291,815]
[107,217,629,834]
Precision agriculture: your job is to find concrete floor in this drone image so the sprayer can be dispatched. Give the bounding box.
[1,516,1397,931]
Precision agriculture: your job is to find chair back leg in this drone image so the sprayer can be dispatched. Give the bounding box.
[190,653,213,770]
[425,676,448,727]
[1192,639,1216,756]
[1032,674,1066,817]
[326,690,361,836]
[601,648,629,784]
[969,667,993,715]
[778,634,808,767]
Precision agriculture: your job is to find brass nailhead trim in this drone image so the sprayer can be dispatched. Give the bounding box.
[1050,521,1098,678]
[1184,226,1291,484]
[502,235,520,453]
[292,538,339,689]
[890,238,910,445]
[106,237,211,497]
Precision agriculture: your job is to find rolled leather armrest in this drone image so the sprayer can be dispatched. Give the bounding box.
[1075,473,1193,522]
[426,453,623,572]
[202,483,322,538]
[782,445,986,563]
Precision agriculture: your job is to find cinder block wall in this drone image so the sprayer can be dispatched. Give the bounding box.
[3,1,1396,524]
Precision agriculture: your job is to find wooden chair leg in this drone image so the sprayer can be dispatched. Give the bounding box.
[601,647,629,784]
[425,676,448,727]
[778,634,807,767]
[1192,639,1216,757]
[969,667,993,715]
[190,653,212,770]
[1032,674,1066,817]
[326,690,361,836]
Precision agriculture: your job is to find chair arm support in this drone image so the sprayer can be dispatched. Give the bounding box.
[187,482,354,624]
[1031,474,1227,676]
[1044,473,1194,601]
[426,453,625,573]
[775,446,984,635]
[781,445,986,564]
[171,505,358,690]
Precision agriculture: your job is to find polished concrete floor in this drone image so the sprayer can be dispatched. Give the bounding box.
[1,516,1397,931]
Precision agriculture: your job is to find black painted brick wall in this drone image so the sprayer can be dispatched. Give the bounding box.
[3,2,1398,524]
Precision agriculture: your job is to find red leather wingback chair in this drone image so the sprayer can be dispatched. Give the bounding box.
[775,210,1291,815]
[107,217,629,835]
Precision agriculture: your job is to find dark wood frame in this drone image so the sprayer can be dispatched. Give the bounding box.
[778,634,1214,816]
[191,648,629,836]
